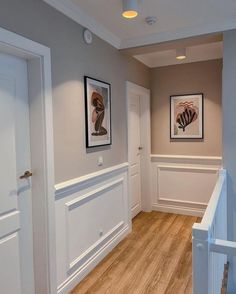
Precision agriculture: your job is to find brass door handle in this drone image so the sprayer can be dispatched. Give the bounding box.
[19,171,33,179]
[138,147,143,150]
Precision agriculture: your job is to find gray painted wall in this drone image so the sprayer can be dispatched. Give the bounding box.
[223,30,236,292]
[0,0,150,184]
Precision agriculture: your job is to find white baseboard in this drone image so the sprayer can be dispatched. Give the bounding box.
[152,203,205,217]
[57,224,131,294]
[131,203,141,218]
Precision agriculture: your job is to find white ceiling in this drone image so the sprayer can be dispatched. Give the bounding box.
[44,0,236,49]
[135,42,223,68]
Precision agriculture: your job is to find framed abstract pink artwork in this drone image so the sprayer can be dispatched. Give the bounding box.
[84,76,112,148]
[170,93,203,139]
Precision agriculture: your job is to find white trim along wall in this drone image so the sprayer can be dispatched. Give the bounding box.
[55,163,130,294]
[151,154,222,216]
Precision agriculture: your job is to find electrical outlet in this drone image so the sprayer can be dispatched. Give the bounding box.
[98,156,103,166]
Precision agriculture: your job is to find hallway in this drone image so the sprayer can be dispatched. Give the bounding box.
[71,212,200,294]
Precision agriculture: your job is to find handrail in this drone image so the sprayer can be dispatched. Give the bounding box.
[192,168,230,294]
[197,168,236,255]
[193,168,236,294]
[211,239,236,256]
[192,169,226,235]
[200,169,226,228]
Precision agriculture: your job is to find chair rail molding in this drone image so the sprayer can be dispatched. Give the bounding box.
[55,162,129,199]
[151,154,222,165]
[151,154,222,216]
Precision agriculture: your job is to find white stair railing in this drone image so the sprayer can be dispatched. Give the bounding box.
[192,169,236,294]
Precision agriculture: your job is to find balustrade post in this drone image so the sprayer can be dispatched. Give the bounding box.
[192,224,210,294]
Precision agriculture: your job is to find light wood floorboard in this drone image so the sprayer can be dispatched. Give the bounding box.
[71,211,200,294]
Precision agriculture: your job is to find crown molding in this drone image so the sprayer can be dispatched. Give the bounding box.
[120,18,236,49]
[135,42,223,68]
[135,55,223,69]
[43,0,121,49]
[43,0,236,52]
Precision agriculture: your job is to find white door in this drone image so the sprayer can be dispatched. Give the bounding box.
[0,53,35,294]
[129,93,142,218]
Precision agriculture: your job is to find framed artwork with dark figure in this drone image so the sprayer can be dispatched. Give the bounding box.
[170,93,203,139]
[84,76,112,148]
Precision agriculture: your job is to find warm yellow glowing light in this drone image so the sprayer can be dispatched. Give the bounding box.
[122,10,138,18]
[176,55,186,60]
[176,48,187,60]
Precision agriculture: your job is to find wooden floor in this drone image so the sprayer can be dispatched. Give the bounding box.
[71,211,201,294]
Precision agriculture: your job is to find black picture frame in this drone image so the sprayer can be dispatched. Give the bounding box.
[170,93,204,139]
[84,76,112,148]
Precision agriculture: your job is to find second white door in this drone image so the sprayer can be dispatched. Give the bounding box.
[129,93,142,218]
[0,52,35,294]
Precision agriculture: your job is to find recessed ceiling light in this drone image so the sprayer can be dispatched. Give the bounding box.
[176,48,187,60]
[122,0,139,19]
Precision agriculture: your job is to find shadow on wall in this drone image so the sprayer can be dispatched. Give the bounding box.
[170,138,204,143]
[86,145,111,154]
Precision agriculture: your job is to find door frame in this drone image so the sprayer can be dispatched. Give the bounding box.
[0,27,56,293]
[126,81,152,220]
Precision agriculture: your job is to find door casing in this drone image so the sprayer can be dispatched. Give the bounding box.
[126,81,152,225]
[0,27,56,294]
[129,93,142,218]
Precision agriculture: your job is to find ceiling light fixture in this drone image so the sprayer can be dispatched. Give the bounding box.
[122,0,139,19]
[176,48,187,60]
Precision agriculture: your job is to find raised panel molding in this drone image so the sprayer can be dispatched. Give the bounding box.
[65,178,125,271]
[0,232,21,293]
[151,154,222,217]
[55,163,130,294]
[65,178,124,210]
[57,223,129,294]
[68,221,125,271]
[0,210,20,239]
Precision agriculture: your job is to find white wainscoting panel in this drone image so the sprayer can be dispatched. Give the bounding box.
[55,163,130,294]
[151,155,222,216]
[0,232,21,293]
